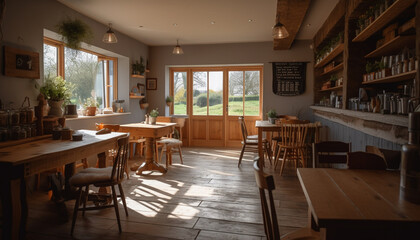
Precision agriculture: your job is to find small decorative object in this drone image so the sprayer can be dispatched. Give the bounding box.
[139,98,149,109]
[130,86,139,96]
[137,83,145,95]
[4,46,40,79]
[146,78,157,90]
[113,99,125,113]
[39,76,74,117]
[61,127,72,140]
[84,97,99,116]
[149,108,159,125]
[267,109,277,124]
[64,104,78,118]
[72,132,83,141]
[52,125,62,140]
[57,17,92,49]
[165,96,174,107]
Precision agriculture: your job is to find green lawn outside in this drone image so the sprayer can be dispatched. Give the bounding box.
[174,100,259,116]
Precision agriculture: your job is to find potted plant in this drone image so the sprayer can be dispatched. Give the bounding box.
[139,98,149,109]
[165,96,174,107]
[84,97,99,116]
[330,74,338,87]
[267,109,277,124]
[39,76,74,117]
[57,18,92,50]
[149,108,159,124]
[139,57,146,75]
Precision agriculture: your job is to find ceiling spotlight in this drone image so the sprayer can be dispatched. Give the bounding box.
[248,19,254,23]
[173,23,178,27]
[210,21,216,25]
[172,39,184,55]
[103,23,118,43]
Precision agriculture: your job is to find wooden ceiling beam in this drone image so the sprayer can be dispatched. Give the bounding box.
[273,0,312,50]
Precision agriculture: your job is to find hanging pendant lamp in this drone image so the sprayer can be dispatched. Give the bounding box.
[103,23,118,43]
[272,18,289,39]
[172,39,184,55]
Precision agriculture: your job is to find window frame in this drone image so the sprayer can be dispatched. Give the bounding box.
[43,37,118,108]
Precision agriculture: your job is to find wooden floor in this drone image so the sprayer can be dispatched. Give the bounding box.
[26,147,309,240]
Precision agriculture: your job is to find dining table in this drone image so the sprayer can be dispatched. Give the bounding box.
[297,168,420,240]
[0,130,127,240]
[255,120,280,167]
[119,122,176,174]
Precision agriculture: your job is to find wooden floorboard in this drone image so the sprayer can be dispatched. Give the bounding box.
[26,147,309,239]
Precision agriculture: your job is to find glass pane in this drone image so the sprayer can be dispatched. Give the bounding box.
[244,71,260,116]
[228,71,243,116]
[64,47,101,108]
[193,72,208,115]
[208,71,223,116]
[173,72,187,115]
[43,44,57,79]
[108,60,114,105]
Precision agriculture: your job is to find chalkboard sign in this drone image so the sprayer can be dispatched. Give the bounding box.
[272,62,306,96]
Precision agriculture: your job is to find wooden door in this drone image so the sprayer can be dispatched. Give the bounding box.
[170,66,263,147]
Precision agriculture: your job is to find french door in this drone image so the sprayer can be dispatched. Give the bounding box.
[170,66,263,147]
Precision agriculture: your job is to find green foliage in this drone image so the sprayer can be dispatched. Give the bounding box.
[365,61,374,73]
[165,95,174,103]
[267,109,277,118]
[83,97,99,108]
[40,76,74,101]
[57,18,92,49]
[330,74,338,82]
[196,94,207,107]
[229,95,259,102]
[149,108,159,117]
[132,57,146,75]
[209,92,222,106]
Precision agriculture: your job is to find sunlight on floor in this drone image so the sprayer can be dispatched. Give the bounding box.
[188,150,248,160]
[184,185,214,197]
[208,170,235,176]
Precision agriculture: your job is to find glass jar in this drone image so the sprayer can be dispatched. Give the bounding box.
[31,124,37,137]
[11,126,20,140]
[24,125,31,138]
[19,110,27,124]
[0,111,8,128]
[10,110,19,126]
[18,128,26,140]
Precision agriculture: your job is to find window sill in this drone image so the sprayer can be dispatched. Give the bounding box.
[65,112,131,121]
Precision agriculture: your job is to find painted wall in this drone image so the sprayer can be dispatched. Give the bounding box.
[0,0,148,129]
[148,40,315,120]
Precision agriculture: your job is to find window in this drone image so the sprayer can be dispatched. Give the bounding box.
[228,70,260,116]
[43,37,117,108]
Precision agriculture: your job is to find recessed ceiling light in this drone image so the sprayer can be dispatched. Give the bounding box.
[210,21,215,25]
[173,23,178,27]
[138,26,143,28]
[248,19,254,23]
[306,23,311,27]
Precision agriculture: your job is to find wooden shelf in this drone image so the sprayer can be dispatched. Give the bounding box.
[353,0,416,42]
[365,35,416,58]
[362,70,416,85]
[131,74,145,79]
[314,43,344,69]
[319,85,343,92]
[320,63,344,76]
[129,95,145,99]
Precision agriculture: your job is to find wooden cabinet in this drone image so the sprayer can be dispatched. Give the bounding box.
[313,0,419,110]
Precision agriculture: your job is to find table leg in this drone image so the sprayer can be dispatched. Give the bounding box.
[1,164,27,240]
[136,137,167,174]
[258,128,263,168]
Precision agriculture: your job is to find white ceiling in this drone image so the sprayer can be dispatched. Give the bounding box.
[57,0,339,47]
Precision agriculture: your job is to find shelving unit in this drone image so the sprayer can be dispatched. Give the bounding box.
[131,74,145,79]
[129,95,145,99]
[320,63,344,76]
[364,35,416,58]
[319,85,343,92]
[352,0,416,42]
[314,44,344,69]
[362,70,416,85]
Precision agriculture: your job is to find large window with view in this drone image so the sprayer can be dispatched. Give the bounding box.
[43,37,117,109]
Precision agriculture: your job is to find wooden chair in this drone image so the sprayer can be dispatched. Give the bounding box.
[253,159,320,240]
[69,135,129,235]
[312,141,351,168]
[238,117,272,167]
[155,116,183,168]
[366,145,401,169]
[347,151,387,170]
[274,123,309,175]
[271,115,298,156]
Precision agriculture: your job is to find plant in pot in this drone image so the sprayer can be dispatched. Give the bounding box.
[83,96,99,116]
[149,108,159,125]
[165,96,174,107]
[39,76,74,117]
[139,98,149,109]
[267,109,277,124]
[57,17,92,50]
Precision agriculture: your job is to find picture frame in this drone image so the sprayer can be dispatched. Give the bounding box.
[3,46,40,79]
[146,78,157,90]
[137,83,145,95]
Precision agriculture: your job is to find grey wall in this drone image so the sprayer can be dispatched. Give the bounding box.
[1,0,149,129]
[148,40,314,120]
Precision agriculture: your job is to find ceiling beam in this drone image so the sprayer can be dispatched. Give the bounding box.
[273,0,311,50]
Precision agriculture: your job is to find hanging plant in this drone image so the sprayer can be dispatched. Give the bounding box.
[57,17,92,49]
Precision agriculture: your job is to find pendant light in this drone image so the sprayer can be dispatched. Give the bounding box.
[103,23,118,43]
[272,16,289,39]
[172,39,184,55]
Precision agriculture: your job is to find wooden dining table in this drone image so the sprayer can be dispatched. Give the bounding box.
[0,130,127,240]
[119,122,176,174]
[297,168,420,240]
[255,120,280,167]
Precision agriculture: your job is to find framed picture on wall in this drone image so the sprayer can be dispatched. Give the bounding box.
[146,78,157,90]
[3,46,40,79]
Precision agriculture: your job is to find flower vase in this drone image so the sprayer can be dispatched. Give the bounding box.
[48,100,64,117]
[150,117,156,124]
